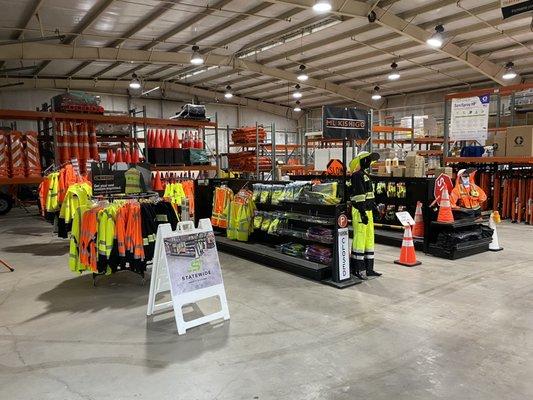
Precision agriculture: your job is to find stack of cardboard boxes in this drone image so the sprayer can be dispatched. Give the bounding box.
[405,154,426,177]
[486,126,533,157]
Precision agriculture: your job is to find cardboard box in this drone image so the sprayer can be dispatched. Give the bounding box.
[392,166,405,177]
[377,166,391,176]
[405,165,426,178]
[486,131,507,157]
[506,126,533,157]
[405,155,425,168]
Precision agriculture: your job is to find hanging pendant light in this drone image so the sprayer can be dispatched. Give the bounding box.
[129,73,141,90]
[297,65,309,81]
[293,84,302,99]
[427,25,445,48]
[224,85,233,99]
[371,86,382,100]
[293,100,302,112]
[313,0,332,12]
[502,62,517,80]
[190,45,204,65]
[388,62,400,81]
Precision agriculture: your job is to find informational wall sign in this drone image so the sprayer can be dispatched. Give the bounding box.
[450,95,490,143]
[336,228,350,281]
[147,220,230,335]
[396,211,415,227]
[323,106,369,140]
[501,0,533,18]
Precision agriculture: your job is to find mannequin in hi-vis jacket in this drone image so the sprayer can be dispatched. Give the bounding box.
[349,151,382,280]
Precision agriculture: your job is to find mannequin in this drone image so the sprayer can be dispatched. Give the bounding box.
[349,151,381,280]
[450,168,487,210]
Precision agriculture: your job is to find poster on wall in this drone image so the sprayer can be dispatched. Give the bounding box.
[501,0,533,18]
[450,95,490,143]
[322,106,369,140]
[163,230,222,296]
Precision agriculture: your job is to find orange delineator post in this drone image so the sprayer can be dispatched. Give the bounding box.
[24,131,41,178]
[70,121,79,160]
[79,121,90,161]
[9,131,26,178]
[88,122,99,160]
[0,131,11,178]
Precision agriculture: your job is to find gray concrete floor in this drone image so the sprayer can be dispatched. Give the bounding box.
[0,208,532,400]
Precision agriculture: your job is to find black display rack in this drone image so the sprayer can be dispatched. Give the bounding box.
[201,178,361,289]
[369,175,436,252]
[427,219,492,259]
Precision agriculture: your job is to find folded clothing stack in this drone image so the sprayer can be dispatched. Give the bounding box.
[306,226,334,243]
[280,242,306,257]
[305,245,332,265]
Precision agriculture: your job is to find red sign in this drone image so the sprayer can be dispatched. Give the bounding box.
[326,159,345,176]
[434,173,453,205]
[338,214,348,228]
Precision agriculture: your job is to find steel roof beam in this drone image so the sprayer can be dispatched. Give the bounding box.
[0,77,297,119]
[0,42,378,106]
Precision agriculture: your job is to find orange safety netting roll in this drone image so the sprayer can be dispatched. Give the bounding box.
[24,131,42,178]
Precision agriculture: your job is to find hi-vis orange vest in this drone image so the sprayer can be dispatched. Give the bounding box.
[211,186,233,228]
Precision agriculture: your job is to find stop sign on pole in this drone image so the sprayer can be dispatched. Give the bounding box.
[434,173,453,205]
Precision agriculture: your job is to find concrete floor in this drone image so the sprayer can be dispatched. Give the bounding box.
[0,209,532,400]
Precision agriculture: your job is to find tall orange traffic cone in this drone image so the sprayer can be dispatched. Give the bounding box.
[437,187,454,223]
[153,171,164,191]
[131,146,140,163]
[123,148,131,163]
[107,149,115,164]
[412,201,424,238]
[115,148,123,163]
[394,225,421,267]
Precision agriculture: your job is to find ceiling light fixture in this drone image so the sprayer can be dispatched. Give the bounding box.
[224,85,233,99]
[388,62,400,81]
[313,0,332,12]
[190,45,204,65]
[427,24,445,48]
[502,62,517,80]
[293,100,302,112]
[371,86,382,100]
[293,84,302,99]
[129,73,141,90]
[297,65,309,81]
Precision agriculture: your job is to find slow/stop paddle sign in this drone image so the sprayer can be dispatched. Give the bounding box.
[434,173,453,206]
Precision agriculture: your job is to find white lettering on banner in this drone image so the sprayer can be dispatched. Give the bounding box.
[337,228,350,280]
[450,95,490,143]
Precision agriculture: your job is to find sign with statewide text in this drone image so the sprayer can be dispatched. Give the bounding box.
[450,95,490,143]
[323,106,369,140]
[163,231,222,296]
[501,0,533,18]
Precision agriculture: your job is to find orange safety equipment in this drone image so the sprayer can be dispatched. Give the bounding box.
[58,164,80,204]
[56,121,69,163]
[437,187,454,223]
[0,131,11,178]
[450,169,487,210]
[9,131,26,177]
[123,148,132,163]
[131,146,140,163]
[394,225,421,267]
[24,131,42,178]
[182,180,195,216]
[79,207,101,272]
[38,175,51,215]
[69,121,79,160]
[115,148,124,163]
[88,122,99,160]
[78,121,91,161]
[211,186,234,228]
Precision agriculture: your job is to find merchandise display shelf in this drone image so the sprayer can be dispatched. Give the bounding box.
[0,177,43,185]
[149,164,217,171]
[445,157,533,165]
[427,219,492,259]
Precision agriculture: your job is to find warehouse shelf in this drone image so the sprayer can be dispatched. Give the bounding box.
[0,177,43,185]
[149,164,218,171]
[0,109,216,128]
[445,157,533,164]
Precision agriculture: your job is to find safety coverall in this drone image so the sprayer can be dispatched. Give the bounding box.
[349,152,381,278]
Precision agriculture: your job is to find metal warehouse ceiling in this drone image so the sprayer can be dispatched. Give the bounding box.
[0,0,532,116]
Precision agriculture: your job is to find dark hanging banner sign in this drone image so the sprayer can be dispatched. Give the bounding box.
[322,106,369,140]
[501,0,533,18]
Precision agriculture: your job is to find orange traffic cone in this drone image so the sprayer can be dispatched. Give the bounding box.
[437,187,454,223]
[412,201,424,238]
[153,171,164,191]
[107,149,115,164]
[115,148,123,163]
[394,225,421,267]
[131,146,140,163]
[123,148,131,163]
